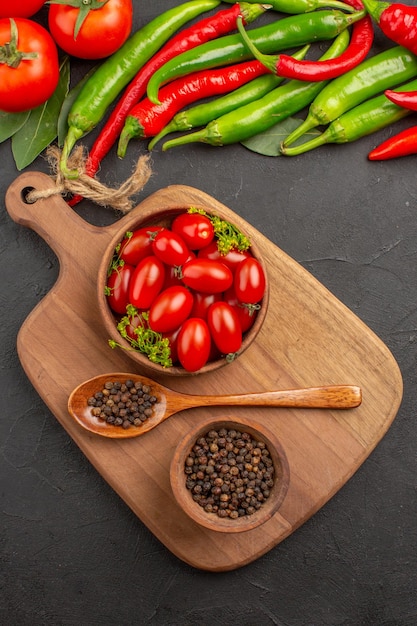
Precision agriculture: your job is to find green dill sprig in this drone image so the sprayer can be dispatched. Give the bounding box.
[188,207,250,255]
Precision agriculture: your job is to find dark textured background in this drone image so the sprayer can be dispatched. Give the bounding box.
[1,2,416,624]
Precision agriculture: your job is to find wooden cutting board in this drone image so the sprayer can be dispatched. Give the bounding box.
[6,171,403,572]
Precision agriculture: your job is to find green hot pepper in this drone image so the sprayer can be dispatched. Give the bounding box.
[282,45,417,148]
[221,0,354,12]
[281,76,417,155]
[60,0,221,178]
[147,8,366,104]
[161,31,350,150]
[148,44,311,150]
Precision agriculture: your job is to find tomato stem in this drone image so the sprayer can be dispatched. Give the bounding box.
[48,0,111,38]
[0,19,38,68]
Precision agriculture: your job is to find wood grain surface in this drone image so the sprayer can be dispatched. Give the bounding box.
[5,171,403,571]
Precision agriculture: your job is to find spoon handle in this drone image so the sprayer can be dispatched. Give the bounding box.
[182,385,362,410]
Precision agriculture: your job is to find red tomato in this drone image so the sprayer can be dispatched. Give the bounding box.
[198,241,251,272]
[177,318,212,372]
[120,226,163,266]
[207,301,242,355]
[106,263,135,315]
[124,312,146,341]
[128,256,165,310]
[181,259,233,293]
[48,0,132,60]
[234,257,266,304]
[148,286,194,333]
[190,291,222,320]
[223,286,257,333]
[171,212,215,250]
[0,18,59,112]
[152,229,191,267]
[0,1,45,18]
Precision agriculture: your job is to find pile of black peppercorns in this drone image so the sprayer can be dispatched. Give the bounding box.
[87,379,158,429]
[184,427,275,519]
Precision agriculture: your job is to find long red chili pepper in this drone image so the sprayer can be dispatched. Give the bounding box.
[236,0,372,81]
[361,0,417,55]
[117,58,275,157]
[68,1,268,206]
[384,88,417,111]
[368,125,417,160]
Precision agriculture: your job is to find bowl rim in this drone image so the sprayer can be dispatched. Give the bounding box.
[97,203,269,377]
[170,416,290,533]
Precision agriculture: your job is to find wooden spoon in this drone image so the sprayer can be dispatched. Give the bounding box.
[68,373,362,439]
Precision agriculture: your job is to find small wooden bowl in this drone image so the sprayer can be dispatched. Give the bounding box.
[97,203,269,377]
[170,416,290,533]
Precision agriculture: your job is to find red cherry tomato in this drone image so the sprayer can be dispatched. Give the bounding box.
[120,226,163,266]
[128,256,165,310]
[152,229,191,267]
[0,0,45,18]
[177,318,212,372]
[48,0,132,60]
[106,263,135,315]
[207,301,242,355]
[148,286,194,333]
[181,259,233,293]
[223,286,257,333]
[198,241,251,272]
[190,291,222,320]
[171,212,215,250]
[234,257,266,304]
[0,18,59,112]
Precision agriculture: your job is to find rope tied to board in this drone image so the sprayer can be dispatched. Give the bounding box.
[25,145,153,214]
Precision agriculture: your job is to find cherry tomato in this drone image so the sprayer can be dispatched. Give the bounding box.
[223,286,257,333]
[234,257,266,304]
[0,18,59,113]
[149,286,194,333]
[0,0,45,18]
[48,0,132,60]
[190,291,222,320]
[171,212,215,250]
[207,301,242,355]
[152,229,191,267]
[106,263,135,315]
[128,256,165,310]
[124,312,146,341]
[120,226,163,266]
[198,241,251,272]
[177,318,212,372]
[181,259,233,293]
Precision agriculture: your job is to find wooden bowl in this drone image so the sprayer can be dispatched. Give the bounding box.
[170,416,290,533]
[97,203,269,377]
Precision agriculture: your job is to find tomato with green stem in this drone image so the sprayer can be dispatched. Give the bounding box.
[0,18,59,113]
[48,0,133,60]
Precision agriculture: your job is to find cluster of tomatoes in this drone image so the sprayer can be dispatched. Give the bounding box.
[106,211,267,372]
[0,0,132,112]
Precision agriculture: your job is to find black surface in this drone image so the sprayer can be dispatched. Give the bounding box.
[1,2,416,625]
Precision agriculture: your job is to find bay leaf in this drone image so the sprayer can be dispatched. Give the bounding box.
[12,57,71,170]
[0,110,30,143]
[241,118,320,156]
[57,64,98,147]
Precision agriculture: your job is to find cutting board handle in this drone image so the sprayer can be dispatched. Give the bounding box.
[5,171,111,263]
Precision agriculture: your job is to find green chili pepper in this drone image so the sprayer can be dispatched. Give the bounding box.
[59,0,221,178]
[161,31,350,150]
[148,44,311,150]
[281,77,417,155]
[221,0,355,12]
[282,45,417,148]
[146,9,365,105]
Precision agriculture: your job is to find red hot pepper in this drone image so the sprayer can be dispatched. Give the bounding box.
[384,88,417,111]
[117,59,273,157]
[68,2,268,206]
[368,125,417,160]
[361,0,417,55]
[236,0,372,81]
